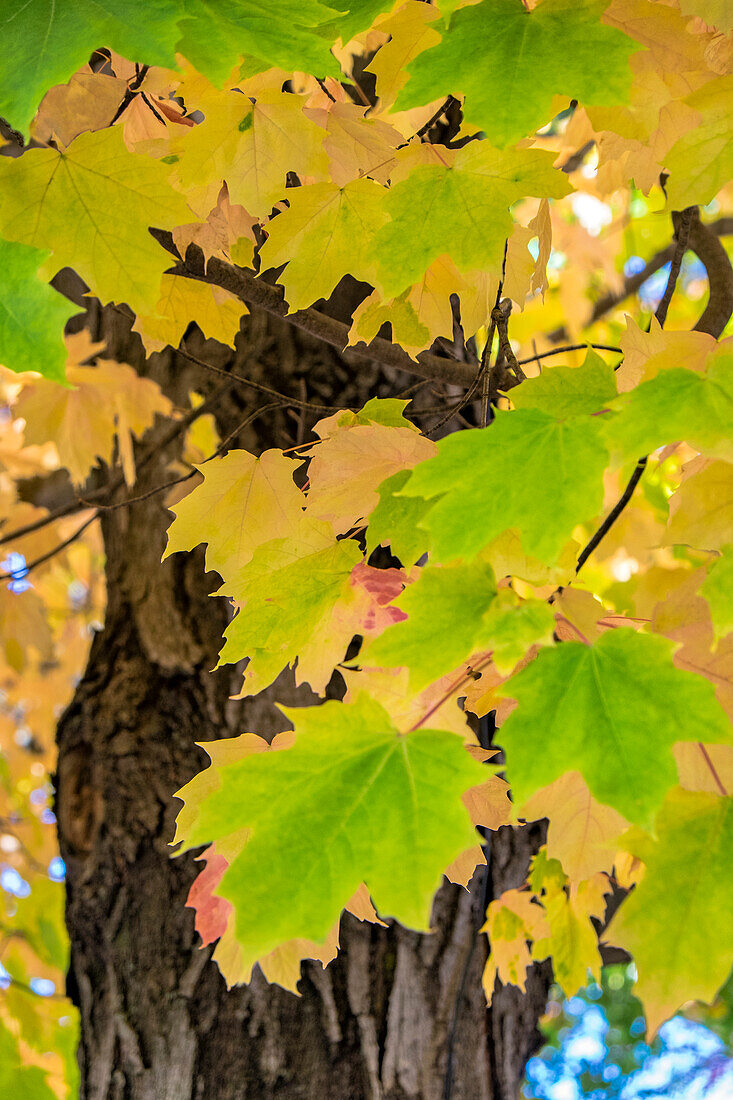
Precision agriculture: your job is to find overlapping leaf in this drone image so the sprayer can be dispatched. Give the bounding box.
[0,239,77,381]
[0,127,191,315]
[401,409,608,565]
[395,0,638,147]
[607,789,733,1034]
[175,692,488,960]
[369,142,570,298]
[497,629,732,824]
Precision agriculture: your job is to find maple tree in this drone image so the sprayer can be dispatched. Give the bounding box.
[0,1,731,1097]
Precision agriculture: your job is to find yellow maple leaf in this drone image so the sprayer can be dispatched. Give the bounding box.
[522,772,629,882]
[163,448,305,585]
[482,888,550,1001]
[172,84,329,218]
[667,456,733,551]
[15,332,172,486]
[664,73,733,207]
[133,273,246,353]
[259,178,389,312]
[0,127,192,316]
[617,315,717,392]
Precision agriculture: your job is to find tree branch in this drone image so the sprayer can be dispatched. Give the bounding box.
[547,216,733,342]
[171,252,477,388]
[575,457,647,575]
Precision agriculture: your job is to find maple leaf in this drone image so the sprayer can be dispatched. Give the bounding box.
[259,178,389,311]
[616,315,716,393]
[178,729,387,991]
[666,457,733,552]
[304,411,436,534]
[172,85,329,219]
[174,692,487,960]
[395,0,639,147]
[217,518,363,695]
[521,772,629,882]
[497,629,732,825]
[0,0,181,134]
[701,547,733,643]
[304,99,402,188]
[401,409,608,565]
[481,888,550,1001]
[0,239,77,381]
[606,789,733,1035]
[133,273,245,354]
[509,349,618,418]
[0,127,191,316]
[363,559,497,691]
[664,74,733,208]
[369,143,570,298]
[163,448,305,583]
[175,0,344,85]
[15,336,172,486]
[605,357,733,465]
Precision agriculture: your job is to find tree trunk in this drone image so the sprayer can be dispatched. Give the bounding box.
[54,294,551,1100]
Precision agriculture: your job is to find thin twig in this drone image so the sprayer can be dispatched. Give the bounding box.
[176,342,351,412]
[0,514,99,581]
[0,403,283,577]
[574,207,695,576]
[575,458,647,575]
[515,342,622,367]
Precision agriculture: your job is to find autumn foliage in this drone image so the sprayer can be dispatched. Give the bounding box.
[0,0,732,1094]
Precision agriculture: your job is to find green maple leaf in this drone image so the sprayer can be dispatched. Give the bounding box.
[401,409,608,565]
[259,179,389,311]
[497,630,732,825]
[395,0,638,147]
[0,0,181,134]
[477,595,556,675]
[0,239,76,381]
[701,546,733,642]
[217,519,363,696]
[0,127,191,316]
[175,692,487,958]
[605,359,733,464]
[509,349,618,418]
[607,789,733,1034]
[363,559,497,690]
[369,142,569,298]
[177,0,343,84]
[367,469,432,566]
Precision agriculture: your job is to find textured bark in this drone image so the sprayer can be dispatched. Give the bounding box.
[54,296,551,1099]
